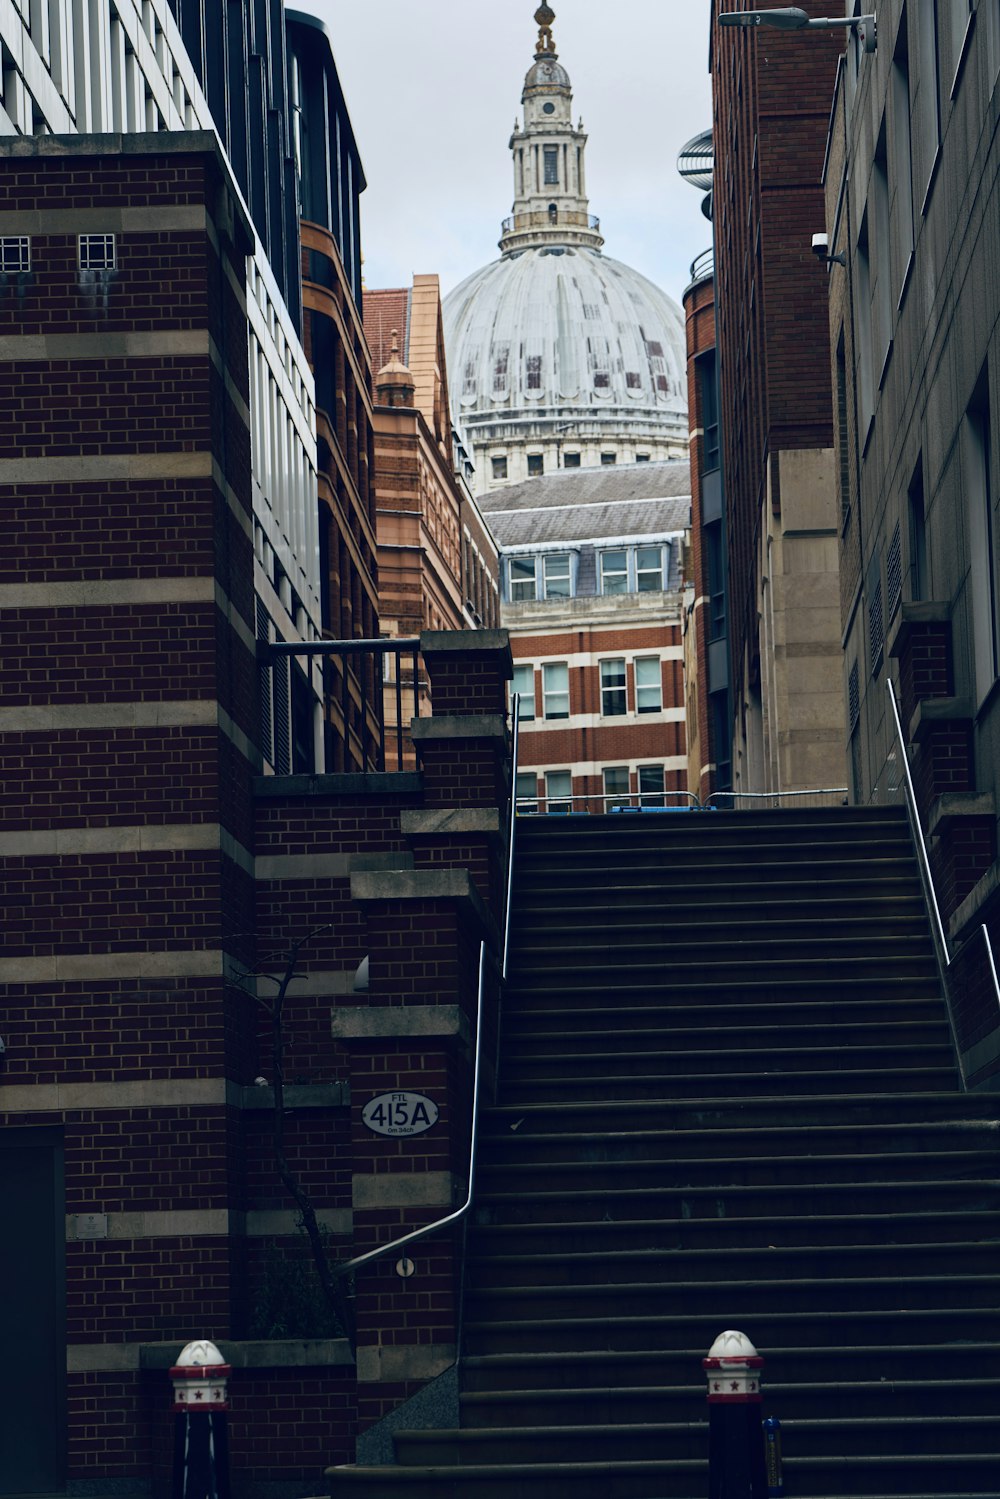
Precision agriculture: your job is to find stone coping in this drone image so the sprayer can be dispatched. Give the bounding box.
[886,599,950,659]
[908,696,973,742]
[409,714,506,742]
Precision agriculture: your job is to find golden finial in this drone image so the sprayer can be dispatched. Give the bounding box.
[534,3,556,57]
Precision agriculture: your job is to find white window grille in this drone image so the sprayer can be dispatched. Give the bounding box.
[542,554,571,598]
[0,237,30,274]
[79,233,117,271]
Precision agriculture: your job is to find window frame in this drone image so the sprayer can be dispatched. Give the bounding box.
[542,661,570,720]
[508,556,537,602]
[599,550,629,596]
[545,769,572,814]
[542,553,571,599]
[510,663,535,720]
[635,656,663,714]
[600,657,627,717]
[638,764,666,807]
[636,545,666,593]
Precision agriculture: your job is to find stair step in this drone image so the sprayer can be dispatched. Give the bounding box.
[395,1414,1000,1465]
[484,1091,998,1133]
[503,1005,948,1043]
[501,1064,958,1103]
[503,1043,954,1081]
[465,1271,1000,1321]
[480,1118,999,1166]
[460,1342,1000,1392]
[462,1305,1000,1356]
[475,1207,1000,1252]
[459,1377,1000,1424]
[466,1238,1000,1289]
[327,1453,1000,1498]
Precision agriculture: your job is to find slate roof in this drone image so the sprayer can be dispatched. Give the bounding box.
[480,460,691,547]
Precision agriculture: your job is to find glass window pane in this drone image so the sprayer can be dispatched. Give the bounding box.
[509,557,536,601]
[545,770,572,814]
[600,658,627,716]
[543,661,570,718]
[638,765,665,807]
[511,664,535,719]
[635,656,662,712]
[600,551,629,595]
[543,554,571,597]
[515,771,538,814]
[636,546,664,591]
[603,766,630,808]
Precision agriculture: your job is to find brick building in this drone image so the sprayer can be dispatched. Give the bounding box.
[0,2,506,1494]
[822,0,1000,1085]
[288,10,380,773]
[480,463,689,813]
[709,0,845,793]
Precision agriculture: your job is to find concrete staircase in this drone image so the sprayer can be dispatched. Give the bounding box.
[329,807,1000,1498]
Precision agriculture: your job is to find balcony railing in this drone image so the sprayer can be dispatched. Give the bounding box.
[689,247,714,283]
[261,636,423,772]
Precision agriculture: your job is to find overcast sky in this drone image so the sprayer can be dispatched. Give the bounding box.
[296,1,714,307]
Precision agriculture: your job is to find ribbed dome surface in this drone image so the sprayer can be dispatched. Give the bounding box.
[442,246,686,421]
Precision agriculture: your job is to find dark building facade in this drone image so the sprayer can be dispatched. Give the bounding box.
[710,1,845,793]
[824,0,1000,1086]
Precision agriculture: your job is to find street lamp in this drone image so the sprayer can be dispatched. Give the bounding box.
[718,7,876,53]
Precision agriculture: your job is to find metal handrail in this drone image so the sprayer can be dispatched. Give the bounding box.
[885,679,951,964]
[707,788,848,808]
[333,940,489,1280]
[516,790,701,815]
[333,690,522,1278]
[885,678,965,1089]
[502,694,521,980]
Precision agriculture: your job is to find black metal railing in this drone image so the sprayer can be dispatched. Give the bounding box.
[261,636,423,771]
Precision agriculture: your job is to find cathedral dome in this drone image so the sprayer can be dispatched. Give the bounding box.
[442,4,688,494]
[444,246,685,421]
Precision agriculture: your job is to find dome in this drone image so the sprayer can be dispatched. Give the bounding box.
[524,57,571,89]
[441,4,689,494]
[443,245,686,426]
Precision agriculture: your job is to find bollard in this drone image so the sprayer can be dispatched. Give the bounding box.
[703,1329,767,1499]
[763,1415,783,1496]
[169,1339,232,1499]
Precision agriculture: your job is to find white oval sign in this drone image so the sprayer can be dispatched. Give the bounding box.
[362,1091,440,1138]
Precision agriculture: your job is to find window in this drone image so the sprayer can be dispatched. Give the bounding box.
[908,458,927,600]
[511,664,535,720]
[526,355,542,391]
[544,146,559,184]
[856,213,874,432]
[891,16,915,295]
[699,352,720,470]
[603,766,630,808]
[542,553,571,598]
[601,451,617,466]
[527,453,544,476]
[964,372,998,703]
[491,454,508,480]
[542,662,569,719]
[872,119,892,376]
[887,521,903,619]
[638,765,665,807]
[866,551,884,679]
[515,770,538,814]
[636,453,650,463]
[635,657,662,713]
[545,770,572,814]
[0,236,30,274]
[836,331,851,526]
[509,557,536,602]
[636,546,665,592]
[599,551,629,595]
[915,1,941,199]
[600,658,627,716]
[563,451,581,468]
[78,233,117,270]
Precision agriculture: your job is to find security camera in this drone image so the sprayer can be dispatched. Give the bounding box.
[812,232,846,267]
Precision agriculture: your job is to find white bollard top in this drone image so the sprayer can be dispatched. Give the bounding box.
[174,1339,227,1368]
[169,1339,232,1412]
[706,1329,759,1361]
